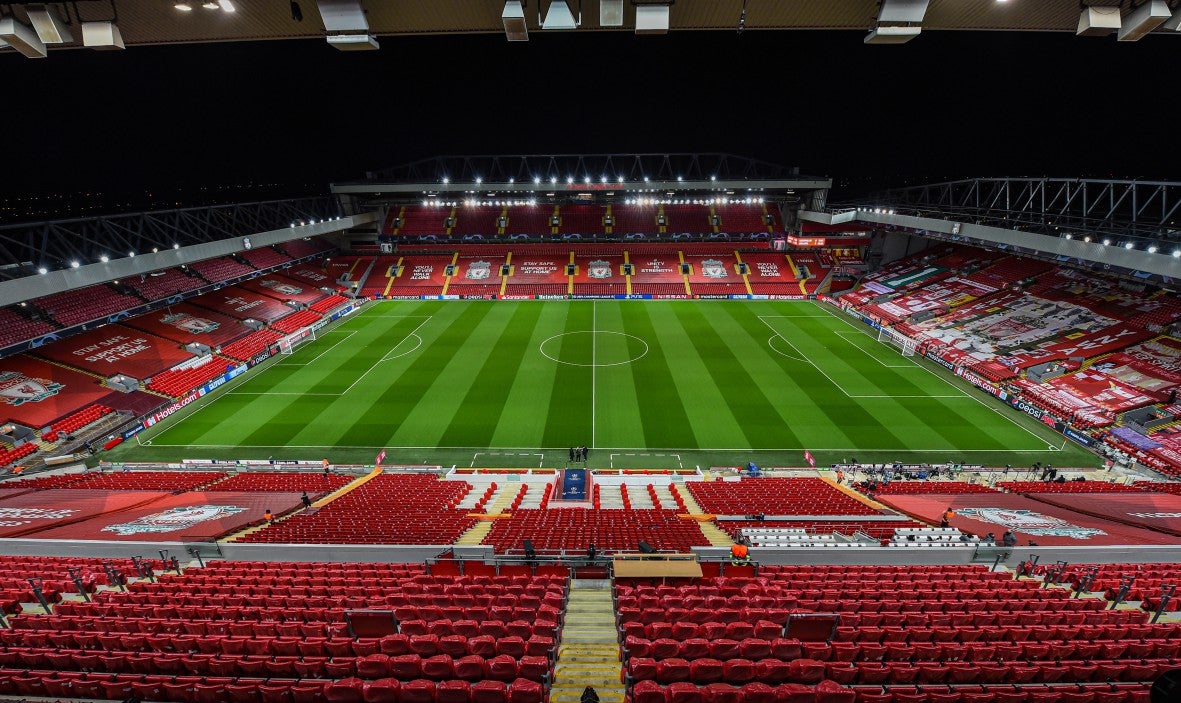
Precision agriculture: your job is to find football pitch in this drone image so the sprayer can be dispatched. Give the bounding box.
[112,300,1097,470]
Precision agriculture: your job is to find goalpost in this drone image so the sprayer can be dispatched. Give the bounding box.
[278,328,316,355]
[877,326,918,357]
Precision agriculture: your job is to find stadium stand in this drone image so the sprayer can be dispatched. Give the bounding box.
[0,306,57,349]
[9,470,227,491]
[397,205,451,236]
[715,519,925,540]
[0,560,561,702]
[860,482,1001,496]
[0,442,37,468]
[504,206,552,236]
[384,254,450,298]
[310,294,350,313]
[359,256,404,297]
[715,204,770,233]
[453,205,501,236]
[687,478,879,516]
[236,473,478,544]
[40,403,113,443]
[31,284,143,328]
[271,310,323,334]
[147,357,236,397]
[996,481,1147,494]
[209,472,353,494]
[483,509,709,553]
[279,237,335,259]
[188,255,256,283]
[240,246,292,270]
[1133,481,1181,494]
[220,329,284,361]
[123,303,252,348]
[560,204,606,236]
[125,268,205,301]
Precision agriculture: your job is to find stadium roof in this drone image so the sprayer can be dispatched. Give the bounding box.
[1,0,1168,53]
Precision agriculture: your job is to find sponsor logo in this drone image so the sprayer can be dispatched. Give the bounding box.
[537,295,569,300]
[0,371,64,406]
[925,350,957,372]
[587,260,612,279]
[144,389,205,426]
[1012,398,1044,421]
[700,259,729,279]
[464,261,492,280]
[956,507,1107,539]
[259,279,303,296]
[1063,427,1094,447]
[102,505,247,536]
[161,312,219,334]
[500,295,534,300]
[122,424,146,440]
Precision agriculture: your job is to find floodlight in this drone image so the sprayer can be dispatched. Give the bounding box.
[218,0,237,12]
[1077,6,1121,36]
[635,3,671,34]
[175,2,194,10]
[173,243,180,249]
[600,0,624,26]
[27,5,73,43]
[70,261,80,269]
[326,33,378,50]
[100,255,109,263]
[542,0,578,30]
[534,176,541,184]
[865,25,921,43]
[502,0,528,41]
[1102,238,1111,246]
[38,267,47,274]
[1148,245,1158,253]
[1125,242,1135,250]
[202,2,219,9]
[82,21,125,49]
[1118,0,1170,40]
[0,17,47,58]
[475,176,483,184]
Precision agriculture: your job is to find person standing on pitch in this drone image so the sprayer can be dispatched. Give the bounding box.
[569,447,575,463]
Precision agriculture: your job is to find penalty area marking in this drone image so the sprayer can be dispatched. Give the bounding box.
[609,453,683,468]
[834,330,917,369]
[471,452,545,468]
[275,330,358,368]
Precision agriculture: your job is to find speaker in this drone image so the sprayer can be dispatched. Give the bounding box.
[637,541,656,554]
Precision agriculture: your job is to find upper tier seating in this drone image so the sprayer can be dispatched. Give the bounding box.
[686,478,879,516]
[0,306,57,349]
[996,481,1147,494]
[504,207,551,236]
[453,206,501,236]
[32,284,143,328]
[482,509,709,554]
[662,205,712,234]
[189,256,256,283]
[126,269,205,301]
[240,247,291,270]
[211,472,353,494]
[280,238,334,259]
[236,474,477,544]
[560,205,605,235]
[8,470,228,491]
[715,205,769,233]
[398,206,451,236]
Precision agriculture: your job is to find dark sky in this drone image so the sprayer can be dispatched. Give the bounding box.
[1,28,1176,212]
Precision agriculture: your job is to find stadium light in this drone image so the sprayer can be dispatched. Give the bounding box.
[1125,242,1135,250]
[173,243,180,249]
[174,2,194,10]
[1174,250,1181,258]
[617,176,624,183]
[502,0,528,41]
[1084,236,1091,243]
[542,0,578,30]
[534,176,541,185]
[1102,238,1111,246]
[509,177,514,184]
[70,261,80,268]
[202,2,219,8]
[38,267,47,274]
[584,176,591,184]
[100,255,109,263]
[0,17,47,57]
[1148,245,1158,253]
[550,176,557,184]
[567,176,574,184]
[710,175,717,181]
[475,177,483,184]
[218,0,236,11]
[677,176,683,182]
[442,177,450,184]
[1064,233,1072,240]
[152,247,159,253]
[600,176,607,183]
[128,252,135,257]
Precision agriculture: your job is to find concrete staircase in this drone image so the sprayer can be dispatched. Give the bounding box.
[454,486,519,546]
[550,583,624,703]
[698,521,736,547]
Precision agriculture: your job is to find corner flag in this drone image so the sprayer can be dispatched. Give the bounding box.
[375,450,387,466]
[804,450,816,468]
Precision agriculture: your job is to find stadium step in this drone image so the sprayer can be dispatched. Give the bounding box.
[550,583,624,703]
[697,520,735,547]
[675,489,706,515]
[455,486,519,545]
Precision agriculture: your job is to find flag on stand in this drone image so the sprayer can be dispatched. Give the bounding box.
[375,450,387,466]
[804,450,816,468]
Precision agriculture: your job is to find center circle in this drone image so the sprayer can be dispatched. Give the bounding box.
[539,331,649,367]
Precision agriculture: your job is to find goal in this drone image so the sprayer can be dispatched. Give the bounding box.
[877,326,918,357]
[278,328,316,355]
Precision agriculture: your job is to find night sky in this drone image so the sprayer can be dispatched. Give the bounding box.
[1,28,1176,217]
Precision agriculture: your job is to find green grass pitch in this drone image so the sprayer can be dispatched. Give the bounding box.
[109,300,1097,470]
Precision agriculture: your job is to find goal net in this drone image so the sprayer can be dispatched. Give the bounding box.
[278,328,316,355]
[877,326,918,357]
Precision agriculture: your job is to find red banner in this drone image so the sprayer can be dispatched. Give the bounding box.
[0,489,170,538]
[1039,324,1152,360]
